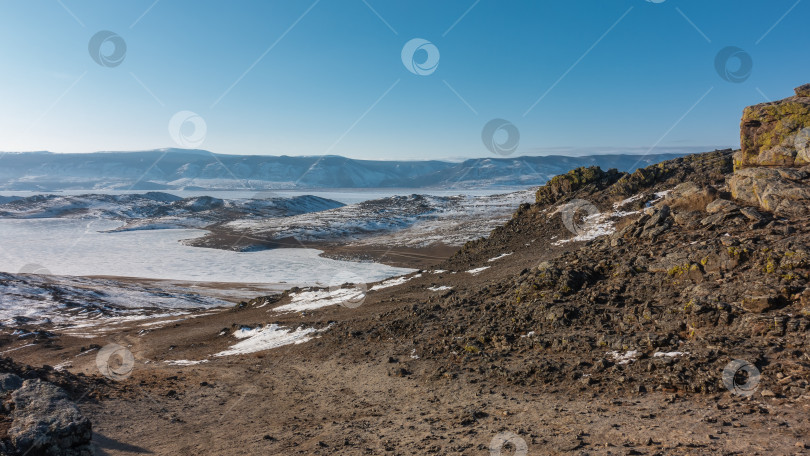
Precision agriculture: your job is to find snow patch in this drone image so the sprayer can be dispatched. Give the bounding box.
[369,274,421,291]
[466,266,490,275]
[487,253,513,262]
[274,288,366,313]
[607,350,639,365]
[427,285,452,291]
[654,351,687,358]
[165,359,208,366]
[214,324,324,357]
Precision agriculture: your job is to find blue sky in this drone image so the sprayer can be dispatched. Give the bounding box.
[0,0,807,160]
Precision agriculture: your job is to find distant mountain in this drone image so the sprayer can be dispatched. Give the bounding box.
[0,149,701,191]
[0,192,345,231]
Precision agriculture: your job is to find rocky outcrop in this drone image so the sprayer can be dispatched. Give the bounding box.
[535,166,624,205]
[737,84,810,169]
[728,167,810,218]
[4,379,92,455]
[726,84,810,219]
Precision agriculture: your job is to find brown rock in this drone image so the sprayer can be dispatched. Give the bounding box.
[705,199,739,214]
[728,167,810,218]
[741,295,775,313]
[796,83,810,98]
[738,84,810,169]
[665,182,718,212]
[739,207,765,222]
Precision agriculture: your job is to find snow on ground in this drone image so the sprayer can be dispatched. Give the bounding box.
[488,253,513,262]
[214,324,325,357]
[0,193,344,230]
[427,286,452,291]
[654,351,687,358]
[466,266,490,275]
[0,219,411,284]
[0,272,229,329]
[608,350,639,365]
[272,287,367,313]
[224,190,536,248]
[551,204,642,246]
[165,359,209,366]
[369,274,421,291]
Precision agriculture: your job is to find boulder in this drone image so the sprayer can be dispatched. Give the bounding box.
[0,372,23,392]
[737,84,810,169]
[664,182,718,212]
[728,167,810,218]
[741,295,776,313]
[8,379,92,455]
[705,199,739,214]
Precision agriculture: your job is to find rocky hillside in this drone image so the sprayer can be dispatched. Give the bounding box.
[3,85,809,455]
[329,85,810,402]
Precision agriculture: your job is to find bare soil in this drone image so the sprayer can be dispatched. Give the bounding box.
[3,150,810,455]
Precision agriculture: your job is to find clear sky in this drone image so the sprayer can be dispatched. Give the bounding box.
[0,0,807,160]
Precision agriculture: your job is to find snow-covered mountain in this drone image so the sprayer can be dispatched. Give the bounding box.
[0,192,345,231]
[188,190,537,250]
[0,149,690,190]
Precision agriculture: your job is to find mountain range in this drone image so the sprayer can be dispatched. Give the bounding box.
[0,149,694,191]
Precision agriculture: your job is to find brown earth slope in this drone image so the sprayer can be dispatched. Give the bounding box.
[3,146,810,455]
[5,84,810,455]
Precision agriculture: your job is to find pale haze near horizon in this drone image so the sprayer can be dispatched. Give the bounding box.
[0,0,807,159]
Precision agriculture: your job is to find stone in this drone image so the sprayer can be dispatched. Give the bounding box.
[739,207,765,222]
[0,373,23,392]
[738,84,810,169]
[705,199,739,214]
[797,84,810,98]
[8,380,92,455]
[741,295,775,313]
[673,210,702,228]
[664,182,718,212]
[777,167,807,181]
[728,167,810,218]
[700,213,727,228]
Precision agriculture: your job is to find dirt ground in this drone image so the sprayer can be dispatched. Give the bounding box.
[5,150,810,455]
[3,238,809,455]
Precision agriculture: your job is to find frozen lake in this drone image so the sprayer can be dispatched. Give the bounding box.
[0,218,412,285]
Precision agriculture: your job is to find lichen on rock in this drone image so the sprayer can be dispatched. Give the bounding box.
[738,84,810,169]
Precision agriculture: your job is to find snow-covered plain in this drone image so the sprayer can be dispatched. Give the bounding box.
[0,219,411,284]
